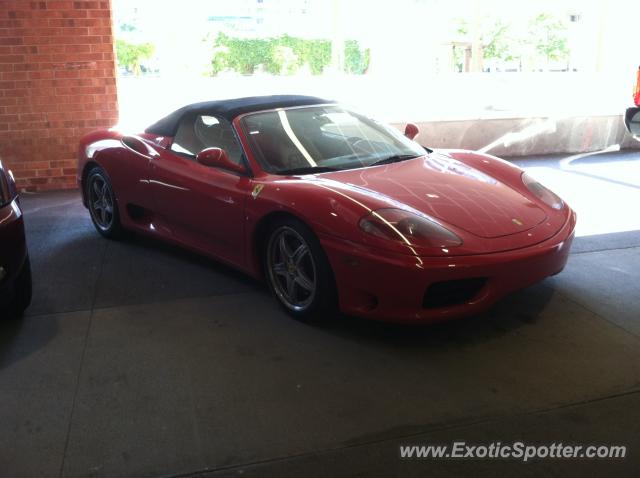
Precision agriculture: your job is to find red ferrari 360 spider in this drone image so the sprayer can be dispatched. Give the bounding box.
[77,95,575,323]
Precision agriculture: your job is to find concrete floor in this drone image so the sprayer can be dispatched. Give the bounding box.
[1,151,640,477]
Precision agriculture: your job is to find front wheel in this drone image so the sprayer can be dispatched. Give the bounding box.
[264,218,337,323]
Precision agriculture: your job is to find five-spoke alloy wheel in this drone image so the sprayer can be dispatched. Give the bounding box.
[267,226,317,312]
[86,166,123,238]
[264,218,336,322]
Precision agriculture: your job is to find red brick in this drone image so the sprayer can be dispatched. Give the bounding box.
[16,168,38,177]
[36,167,63,177]
[49,159,76,168]
[0,37,23,45]
[61,9,88,19]
[7,11,33,20]
[0,54,25,63]
[50,1,75,9]
[1,70,27,80]
[28,70,53,79]
[0,0,117,191]
[65,43,91,53]
[74,17,107,27]
[88,9,109,18]
[73,1,99,8]
[12,45,39,54]
[54,69,79,78]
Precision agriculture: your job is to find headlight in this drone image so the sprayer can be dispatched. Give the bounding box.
[359,208,462,248]
[522,172,563,210]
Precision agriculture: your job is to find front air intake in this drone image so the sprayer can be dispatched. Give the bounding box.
[422,278,487,309]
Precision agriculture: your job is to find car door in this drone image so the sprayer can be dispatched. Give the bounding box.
[150,114,251,267]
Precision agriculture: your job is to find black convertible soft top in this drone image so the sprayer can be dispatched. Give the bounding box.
[145,95,333,137]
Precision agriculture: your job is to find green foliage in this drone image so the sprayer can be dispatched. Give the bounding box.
[482,20,514,61]
[344,40,370,74]
[229,36,275,74]
[273,45,299,75]
[454,12,570,70]
[452,46,464,73]
[210,45,230,76]
[456,21,468,36]
[115,39,155,76]
[301,39,331,75]
[528,13,570,63]
[208,33,367,76]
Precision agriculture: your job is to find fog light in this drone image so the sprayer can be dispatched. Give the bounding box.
[0,266,6,282]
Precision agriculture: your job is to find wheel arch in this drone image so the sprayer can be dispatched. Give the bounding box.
[80,160,100,207]
[251,209,339,320]
[252,211,304,279]
[250,210,336,284]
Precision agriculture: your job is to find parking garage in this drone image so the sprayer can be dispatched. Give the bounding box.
[1,1,639,477]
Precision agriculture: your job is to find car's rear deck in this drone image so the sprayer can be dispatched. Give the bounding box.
[2,151,640,477]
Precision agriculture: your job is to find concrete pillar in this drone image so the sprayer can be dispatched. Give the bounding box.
[330,0,344,73]
[469,0,483,72]
[0,0,119,191]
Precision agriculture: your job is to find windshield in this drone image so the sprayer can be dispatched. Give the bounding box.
[241,105,426,174]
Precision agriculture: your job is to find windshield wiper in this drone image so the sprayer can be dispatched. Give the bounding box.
[278,166,339,175]
[369,154,420,167]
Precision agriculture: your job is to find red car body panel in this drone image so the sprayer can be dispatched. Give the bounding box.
[77,98,575,323]
[318,156,548,239]
[322,210,575,322]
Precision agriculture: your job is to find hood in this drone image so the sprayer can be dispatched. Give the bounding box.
[320,153,546,239]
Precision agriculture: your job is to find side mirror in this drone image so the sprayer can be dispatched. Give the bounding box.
[196,147,246,175]
[404,123,420,140]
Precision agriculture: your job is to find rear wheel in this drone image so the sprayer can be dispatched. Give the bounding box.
[264,218,337,323]
[86,166,123,239]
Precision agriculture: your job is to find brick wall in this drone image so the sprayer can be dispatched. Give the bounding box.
[0,0,118,191]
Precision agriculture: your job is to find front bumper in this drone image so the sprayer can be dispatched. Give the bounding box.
[321,210,576,323]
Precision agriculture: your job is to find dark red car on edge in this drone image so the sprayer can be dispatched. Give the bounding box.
[77,95,575,324]
[0,160,32,318]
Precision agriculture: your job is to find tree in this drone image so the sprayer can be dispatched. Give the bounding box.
[528,13,570,69]
[482,20,514,63]
[115,39,155,76]
[210,44,230,76]
[301,39,332,75]
[273,45,299,75]
[344,40,370,75]
[208,33,366,77]
[453,13,570,72]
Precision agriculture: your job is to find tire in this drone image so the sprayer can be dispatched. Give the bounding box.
[263,217,337,323]
[8,255,32,318]
[86,166,124,239]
